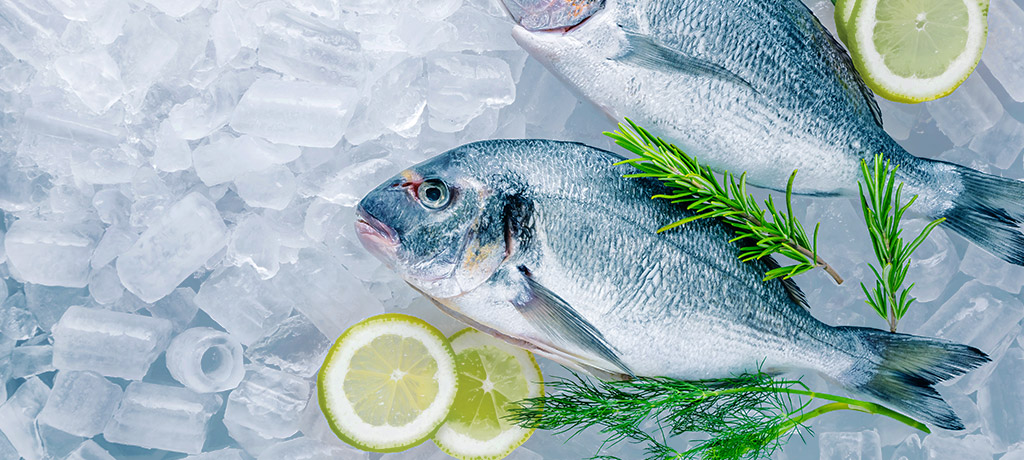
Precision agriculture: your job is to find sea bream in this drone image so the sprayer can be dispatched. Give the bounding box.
[504,0,1024,266]
[355,139,988,431]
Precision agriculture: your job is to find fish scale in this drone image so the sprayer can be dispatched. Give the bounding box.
[357,139,988,430]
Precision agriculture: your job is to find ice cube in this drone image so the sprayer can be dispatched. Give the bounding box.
[256,436,367,460]
[315,157,396,206]
[0,377,50,460]
[194,265,293,345]
[90,226,137,269]
[9,345,54,379]
[153,120,192,172]
[145,287,199,332]
[959,244,1024,294]
[109,13,179,108]
[966,112,1024,170]
[1005,444,1024,460]
[54,49,124,113]
[0,0,68,67]
[185,448,248,460]
[271,249,385,338]
[914,280,1024,353]
[234,164,296,210]
[165,327,245,393]
[977,347,1024,451]
[0,434,16,460]
[5,218,100,288]
[227,215,282,279]
[141,0,201,17]
[47,0,111,21]
[52,305,174,380]
[924,73,1003,146]
[229,79,359,148]
[901,221,958,303]
[0,292,40,340]
[257,9,365,85]
[88,264,124,305]
[889,434,924,460]
[65,440,116,460]
[347,59,426,144]
[441,6,519,52]
[167,90,236,140]
[982,0,1024,102]
[91,189,131,227]
[818,431,882,460]
[246,313,330,378]
[116,192,229,302]
[37,371,122,437]
[70,145,143,185]
[192,135,291,186]
[103,381,223,454]
[379,442,450,460]
[223,365,311,439]
[426,53,516,133]
[223,418,278,457]
[23,284,91,331]
[921,434,993,459]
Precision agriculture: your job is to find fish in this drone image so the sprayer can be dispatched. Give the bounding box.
[504,0,1024,266]
[355,139,989,431]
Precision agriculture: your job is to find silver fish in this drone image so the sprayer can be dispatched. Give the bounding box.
[355,139,988,431]
[507,0,1024,266]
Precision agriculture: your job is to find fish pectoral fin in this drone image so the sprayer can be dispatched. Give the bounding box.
[513,266,635,378]
[615,32,755,92]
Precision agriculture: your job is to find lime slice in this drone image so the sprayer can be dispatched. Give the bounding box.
[433,328,544,460]
[318,314,458,453]
[833,0,858,43]
[846,0,988,103]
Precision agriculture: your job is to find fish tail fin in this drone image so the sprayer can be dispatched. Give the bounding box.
[834,326,989,431]
[936,162,1024,265]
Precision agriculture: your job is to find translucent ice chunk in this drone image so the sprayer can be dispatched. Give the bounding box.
[256,436,367,460]
[819,431,882,460]
[915,281,1024,354]
[5,219,100,288]
[977,347,1024,451]
[0,0,68,66]
[901,221,958,303]
[142,0,201,17]
[52,305,174,380]
[23,284,91,331]
[967,112,1024,170]
[889,434,924,460]
[257,9,365,85]
[91,188,131,227]
[90,226,137,269]
[37,371,122,437]
[234,164,296,210]
[427,53,516,133]
[88,264,124,305]
[925,73,1003,146]
[0,377,49,460]
[223,366,310,439]
[165,327,245,393]
[959,244,1024,294]
[983,0,1024,102]
[116,192,229,302]
[70,145,143,185]
[9,345,54,379]
[246,313,330,378]
[103,382,223,454]
[229,79,359,148]
[0,292,39,340]
[145,287,199,332]
[65,440,116,460]
[54,49,124,113]
[227,215,282,279]
[109,13,179,108]
[185,448,248,460]
[921,434,992,459]
[194,266,293,345]
[192,135,298,186]
[316,157,396,207]
[153,120,192,172]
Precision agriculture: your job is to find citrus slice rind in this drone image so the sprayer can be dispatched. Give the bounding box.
[433,328,544,460]
[833,0,857,43]
[847,0,987,103]
[318,313,458,453]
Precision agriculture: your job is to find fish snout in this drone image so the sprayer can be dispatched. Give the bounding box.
[501,0,604,31]
[355,204,400,261]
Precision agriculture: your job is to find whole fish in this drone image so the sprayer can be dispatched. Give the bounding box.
[355,139,988,431]
[504,0,1024,266]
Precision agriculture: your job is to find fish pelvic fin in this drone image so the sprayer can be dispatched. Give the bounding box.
[937,162,1024,265]
[513,265,635,378]
[836,326,990,431]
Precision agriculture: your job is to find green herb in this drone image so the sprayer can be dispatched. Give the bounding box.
[606,119,843,285]
[509,370,928,460]
[858,155,945,332]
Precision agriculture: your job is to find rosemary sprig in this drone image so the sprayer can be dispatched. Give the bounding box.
[858,155,945,332]
[606,119,843,285]
[509,371,928,460]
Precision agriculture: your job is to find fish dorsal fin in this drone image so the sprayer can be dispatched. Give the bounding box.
[616,31,756,92]
[513,266,635,377]
[762,255,810,310]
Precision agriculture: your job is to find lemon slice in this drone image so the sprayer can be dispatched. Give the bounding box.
[433,328,544,460]
[318,314,458,453]
[833,0,858,43]
[846,0,988,103]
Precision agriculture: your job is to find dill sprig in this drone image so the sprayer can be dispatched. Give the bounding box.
[606,119,843,285]
[509,371,929,460]
[858,155,945,332]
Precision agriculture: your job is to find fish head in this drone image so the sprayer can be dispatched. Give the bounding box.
[501,0,605,31]
[356,148,512,300]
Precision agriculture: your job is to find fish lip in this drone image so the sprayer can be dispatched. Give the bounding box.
[518,13,593,33]
[355,206,400,252]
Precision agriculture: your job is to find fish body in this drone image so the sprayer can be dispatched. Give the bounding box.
[356,139,988,430]
[508,0,1024,265]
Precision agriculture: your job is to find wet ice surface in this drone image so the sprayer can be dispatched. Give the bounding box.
[0,0,1023,458]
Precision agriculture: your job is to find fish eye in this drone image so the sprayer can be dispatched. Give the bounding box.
[417,179,450,210]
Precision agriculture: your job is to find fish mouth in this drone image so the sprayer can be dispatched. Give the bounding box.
[355,206,400,258]
[516,13,594,34]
